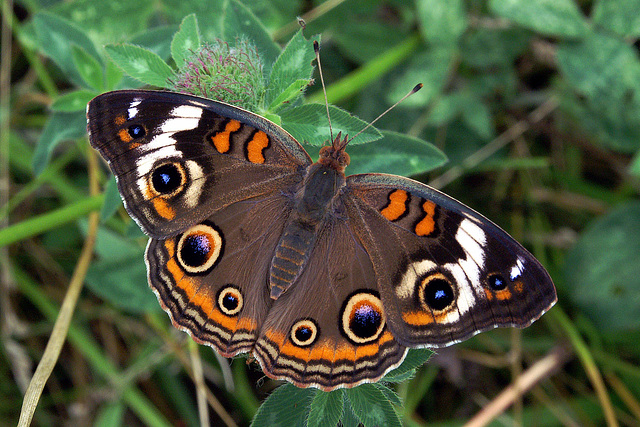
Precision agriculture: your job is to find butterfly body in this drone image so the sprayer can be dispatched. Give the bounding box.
[87,90,556,391]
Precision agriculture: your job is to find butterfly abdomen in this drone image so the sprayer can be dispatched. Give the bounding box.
[269,163,346,299]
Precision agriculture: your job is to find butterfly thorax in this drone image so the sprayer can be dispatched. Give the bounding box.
[269,158,347,300]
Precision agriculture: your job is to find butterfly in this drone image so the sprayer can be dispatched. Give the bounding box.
[87,89,556,391]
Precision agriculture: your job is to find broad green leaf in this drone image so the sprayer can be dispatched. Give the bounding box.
[32,111,87,174]
[33,12,101,87]
[461,28,531,69]
[50,90,97,112]
[268,79,313,112]
[129,26,178,61]
[171,14,201,69]
[592,0,640,38]
[565,201,640,331]
[347,130,447,176]
[161,0,224,42]
[280,104,382,146]
[630,150,640,177]
[333,20,407,64]
[557,31,640,98]
[105,44,174,87]
[223,0,280,67]
[383,348,433,382]
[387,48,454,107]
[307,389,344,427]
[490,0,589,38]
[71,45,104,91]
[100,176,123,223]
[461,97,494,139]
[415,0,467,46]
[266,30,317,106]
[345,384,401,427]
[251,383,315,427]
[105,60,124,90]
[374,383,402,406]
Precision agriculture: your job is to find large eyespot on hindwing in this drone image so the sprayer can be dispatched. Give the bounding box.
[340,290,386,345]
[176,223,224,275]
[418,272,456,312]
[290,318,320,347]
[217,285,243,316]
[149,162,187,198]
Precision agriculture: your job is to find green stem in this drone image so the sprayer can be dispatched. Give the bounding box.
[0,194,104,248]
[306,33,422,104]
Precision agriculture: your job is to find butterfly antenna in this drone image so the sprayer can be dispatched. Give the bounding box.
[348,83,423,145]
[314,41,334,143]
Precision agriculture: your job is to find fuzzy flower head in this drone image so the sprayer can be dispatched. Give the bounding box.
[170,38,265,111]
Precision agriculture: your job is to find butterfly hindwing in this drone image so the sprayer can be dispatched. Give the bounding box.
[343,173,556,348]
[146,192,294,356]
[253,213,408,390]
[87,90,311,239]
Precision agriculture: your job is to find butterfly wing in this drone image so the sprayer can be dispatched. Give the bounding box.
[146,192,294,356]
[87,90,311,239]
[253,214,408,391]
[342,173,557,348]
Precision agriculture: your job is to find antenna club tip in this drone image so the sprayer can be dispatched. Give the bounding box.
[412,83,423,93]
[313,40,320,52]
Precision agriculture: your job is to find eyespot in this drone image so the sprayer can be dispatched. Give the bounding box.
[176,223,224,274]
[217,285,243,316]
[150,162,186,197]
[340,291,385,345]
[290,319,319,347]
[487,273,508,291]
[128,124,145,138]
[419,273,455,312]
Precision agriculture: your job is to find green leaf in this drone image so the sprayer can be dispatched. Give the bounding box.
[251,383,316,427]
[267,30,317,107]
[223,0,280,67]
[105,60,124,90]
[105,44,174,88]
[630,150,640,177]
[307,389,344,427]
[32,111,87,175]
[50,90,97,112]
[71,45,104,91]
[345,384,401,427]
[280,104,382,146]
[130,25,178,62]
[415,0,467,46]
[565,201,640,332]
[347,130,447,176]
[490,0,589,38]
[373,383,402,406]
[171,14,201,69]
[461,97,494,139]
[556,31,640,99]
[33,12,101,87]
[383,348,433,382]
[387,48,454,107]
[100,176,123,222]
[268,79,313,112]
[593,0,640,38]
[461,28,531,69]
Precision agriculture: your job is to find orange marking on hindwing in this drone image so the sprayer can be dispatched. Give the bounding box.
[495,289,512,300]
[115,115,126,125]
[334,343,357,362]
[210,120,241,153]
[118,128,132,143]
[165,245,239,331]
[513,281,524,293]
[380,190,408,221]
[309,340,335,362]
[246,131,270,164]
[355,331,393,358]
[237,317,257,331]
[415,200,437,236]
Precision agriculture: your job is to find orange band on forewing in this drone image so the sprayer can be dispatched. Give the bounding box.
[211,120,241,153]
[118,128,132,143]
[246,130,270,164]
[415,200,436,236]
[380,190,408,221]
[401,309,451,326]
[495,289,512,300]
[513,281,524,293]
[152,197,176,220]
[115,115,126,125]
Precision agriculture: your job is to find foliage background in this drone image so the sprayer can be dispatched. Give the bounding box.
[2,0,640,425]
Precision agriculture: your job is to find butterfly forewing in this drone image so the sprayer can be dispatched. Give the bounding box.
[343,173,557,347]
[87,90,311,239]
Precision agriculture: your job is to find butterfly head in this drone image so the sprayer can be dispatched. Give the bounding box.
[318,132,350,172]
